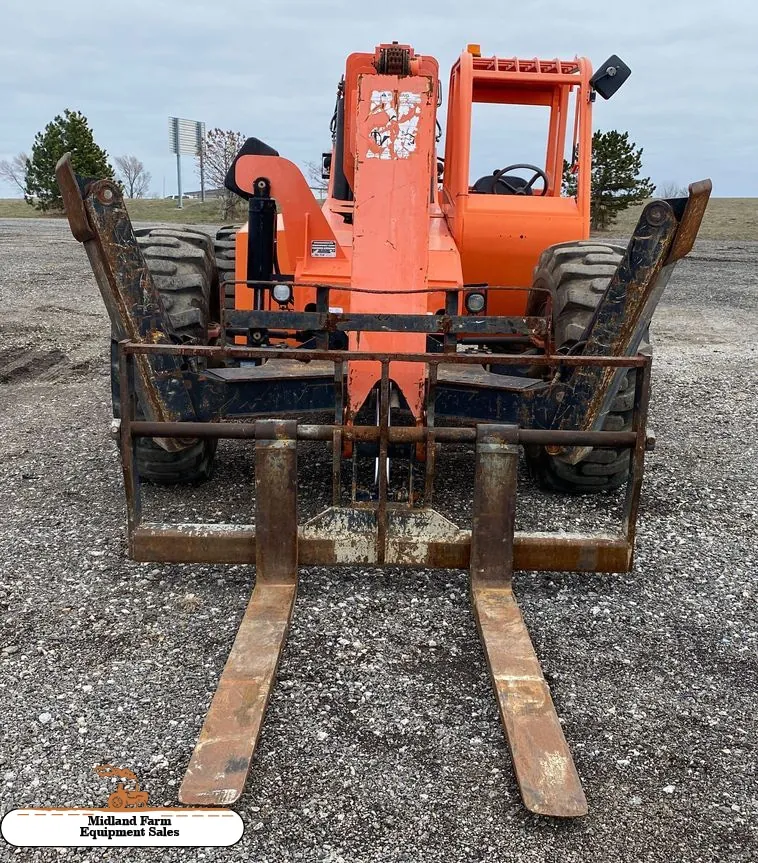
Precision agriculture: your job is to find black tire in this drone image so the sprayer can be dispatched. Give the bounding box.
[214,225,239,311]
[110,226,218,485]
[110,341,216,485]
[134,227,217,342]
[524,240,650,494]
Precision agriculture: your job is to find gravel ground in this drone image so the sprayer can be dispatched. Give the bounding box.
[0,219,756,862]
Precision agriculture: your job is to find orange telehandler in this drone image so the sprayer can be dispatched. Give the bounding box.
[57,42,709,817]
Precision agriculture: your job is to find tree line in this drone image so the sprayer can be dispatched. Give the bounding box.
[0,110,151,210]
[0,108,672,229]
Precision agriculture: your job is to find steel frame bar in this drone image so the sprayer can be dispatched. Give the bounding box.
[128,420,638,448]
[179,420,298,806]
[470,425,587,816]
[124,340,647,367]
[118,346,648,572]
[226,308,547,337]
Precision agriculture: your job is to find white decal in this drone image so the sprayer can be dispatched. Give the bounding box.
[310,240,337,258]
[1,809,243,848]
[366,90,422,160]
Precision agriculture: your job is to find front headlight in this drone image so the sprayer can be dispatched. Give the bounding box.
[465,291,486,314]
[271,283,293,305]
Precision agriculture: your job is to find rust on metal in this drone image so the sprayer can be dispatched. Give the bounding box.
[130,524,631,572]
[470,424,587,817]
[545,202,677,462]
[623,352,654,551]
[55,154,94,242]
[541,184,710,465]
[473,585,588,816]
[665,179,713,264]
[226,308,547,338]
[113,339,643,816]
[178,582,296,806]
[118,347,141,534]
[128,419,638,449]
[179,420,298,806]
[130,523,255,564]
[58,116,710,819]
[124,339,647,368]
[58,168,197,451]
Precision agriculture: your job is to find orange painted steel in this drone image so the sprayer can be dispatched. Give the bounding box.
[230,42,593,419]
[441,50,593,315]
[346,72,438,421]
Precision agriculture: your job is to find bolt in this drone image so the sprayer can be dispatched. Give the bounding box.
[646,202,667,225]
[97,186,115,205]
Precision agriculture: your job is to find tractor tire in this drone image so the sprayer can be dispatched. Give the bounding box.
[133,227,217,342]
[524,240,650,494]
[110,226,218,485]
[214,225,239,311]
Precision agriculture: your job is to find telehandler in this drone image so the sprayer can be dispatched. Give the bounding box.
[57,42,709,817]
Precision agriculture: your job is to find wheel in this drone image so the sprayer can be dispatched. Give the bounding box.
[524,240,650,494]
[110,226,218,485]
[133,227,217,342]
[214,225,239,312]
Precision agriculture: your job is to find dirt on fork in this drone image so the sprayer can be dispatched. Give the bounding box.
[0,217,756,863]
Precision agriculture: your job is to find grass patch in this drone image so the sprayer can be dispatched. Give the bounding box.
[1,196,756,240]
[0,197,233,224]
[595,197,758,241]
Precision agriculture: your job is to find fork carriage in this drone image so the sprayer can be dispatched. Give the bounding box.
[115,339,653,817]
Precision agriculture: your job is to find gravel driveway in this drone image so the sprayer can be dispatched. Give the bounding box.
[0,218,756,862]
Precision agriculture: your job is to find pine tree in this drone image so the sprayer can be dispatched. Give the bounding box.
[563,130,655,231]
[24,110,116,212]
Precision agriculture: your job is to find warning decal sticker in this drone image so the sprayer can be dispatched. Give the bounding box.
[366,90,422,160]
[310,240,337,258]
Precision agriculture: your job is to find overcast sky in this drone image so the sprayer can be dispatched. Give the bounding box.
[1,0,755,198]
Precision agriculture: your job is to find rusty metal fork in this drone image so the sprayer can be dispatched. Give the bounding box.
[470,425,587,817]
[179,420,298,806]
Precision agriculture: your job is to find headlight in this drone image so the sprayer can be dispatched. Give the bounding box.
[465,291,486,314]
[272,283,293,304]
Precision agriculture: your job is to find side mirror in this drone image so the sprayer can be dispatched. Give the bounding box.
[590,55,631,100]
[321,152,332,180]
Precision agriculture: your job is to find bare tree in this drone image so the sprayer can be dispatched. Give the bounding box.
[0,152,28,195]
[304,159,328,198]
[196,129,246,219]
[115,155,151,198]
[658,181,687,198]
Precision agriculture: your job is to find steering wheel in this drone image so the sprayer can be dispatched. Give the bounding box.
[492,164,549,196]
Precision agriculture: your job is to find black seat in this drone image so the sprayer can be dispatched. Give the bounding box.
[471,172,532,195]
